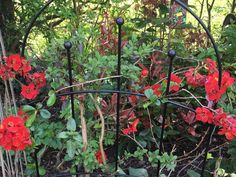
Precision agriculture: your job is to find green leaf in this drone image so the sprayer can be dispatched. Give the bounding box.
[23,105,35,112]
[36,103,43,109]
[144,89,154,98]
[143,101,152,109]
[67,118,76,131]
[187,169,200,177]
[129,167,148,177]
[58,132,68,139]
[47,92,56,107]
[26,112,37,127]
[39,167,46,176]
[155,99,161,106]
[66,141,75,158]
[39,109,51,119]
[118,167,126,175]
[207,153,213,159]
[73,134,82,142]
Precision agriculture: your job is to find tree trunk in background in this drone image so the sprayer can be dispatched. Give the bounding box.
[0,0,20,53]
[232,0,236,13]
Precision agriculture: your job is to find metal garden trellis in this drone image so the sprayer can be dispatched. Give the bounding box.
[20,0,222,176]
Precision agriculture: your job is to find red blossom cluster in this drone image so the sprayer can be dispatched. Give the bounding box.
[144,83,162,97]
[0,116,32,151]
[122,119,140,135]
[185,58,234,102]
[0,54,46,100]
[195,107,236,140]
[185,68,206,88]
[168,73,182,92]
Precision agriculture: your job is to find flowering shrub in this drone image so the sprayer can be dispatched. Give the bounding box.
[0,54,46,100]
[0,54,47,152]
[0,116,32,151]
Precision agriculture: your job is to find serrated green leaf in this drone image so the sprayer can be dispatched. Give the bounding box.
[67,118,76,131]
[40,109,51,119]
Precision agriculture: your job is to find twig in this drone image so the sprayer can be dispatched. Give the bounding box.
[121,134,150,159]
[147,108,159,147]
[55,75,121,93]
[177,128,209,160]
[79,98,88,151]
[89,93,106,164]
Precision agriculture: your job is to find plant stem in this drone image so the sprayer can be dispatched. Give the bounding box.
[89,94,106,165]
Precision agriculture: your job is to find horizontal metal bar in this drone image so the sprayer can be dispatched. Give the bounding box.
[167,100,196,113]
[56,90,145,97]
[56,89,196,113]
[49,172,136,177]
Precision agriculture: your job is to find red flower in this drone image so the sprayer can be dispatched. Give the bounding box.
[185,68,206,88]
[163,73,182,92]
[205,58,217,74]
[0,65,15,80]
[143,84,162,97]
[141,69,149,78]
[30,72,46,88]
[195,107,213,124]
[221,71,235,93]
[21,83,39,100]
[205,73,222,102]
[95,150,107,164]
[20,59,31,77]
[0,116,32,151]
[218,118,236,140]
[18,107,30,122]
[2,116,24,132]
[151,83,162,97]
[129,95,138,106]
[212,108,227,126]
[5,54,22,72]
[205,72,234,102]
[122,119,140,135]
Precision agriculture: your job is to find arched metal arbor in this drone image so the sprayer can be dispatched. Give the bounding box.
[21,0,222,176]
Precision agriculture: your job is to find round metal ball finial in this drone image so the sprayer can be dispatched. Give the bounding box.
[116,17,124,26]
[168,50,176,58]
[64,41,72,50]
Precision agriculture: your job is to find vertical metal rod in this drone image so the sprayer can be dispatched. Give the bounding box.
[64,41,75,119]
[115,17,124,172]
[200,124,215,176]
[64,42,78,177]
[34,149,40,177]
[157,50,176,177]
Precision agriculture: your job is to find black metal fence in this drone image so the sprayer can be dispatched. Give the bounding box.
[21,0,222,176]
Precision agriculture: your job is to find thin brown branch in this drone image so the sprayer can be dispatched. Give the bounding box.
[89,93,106,165]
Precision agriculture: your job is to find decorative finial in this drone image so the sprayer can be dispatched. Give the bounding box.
[64,41,72,50]
[168,50,176,58]
[116,17,124,26]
